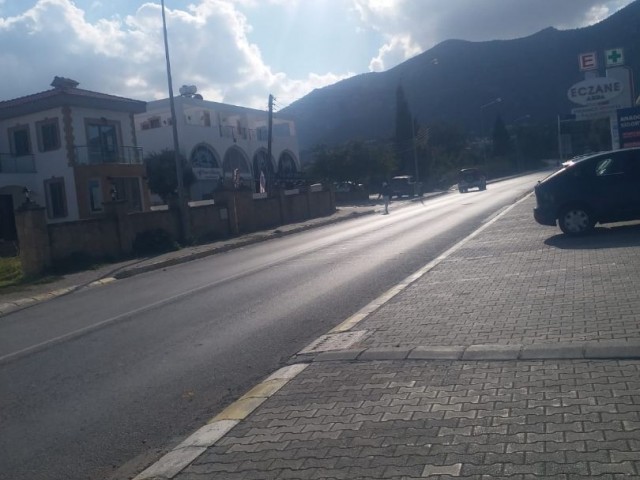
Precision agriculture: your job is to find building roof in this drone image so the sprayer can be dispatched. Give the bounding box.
[0,77,147,120]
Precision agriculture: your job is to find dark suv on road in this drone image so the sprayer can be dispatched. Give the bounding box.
[533,148,640,235]
[390,175,420,198]
[458,168,486,193]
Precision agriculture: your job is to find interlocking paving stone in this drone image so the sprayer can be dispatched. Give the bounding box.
[175,359,640,479]
[352,196,640,351]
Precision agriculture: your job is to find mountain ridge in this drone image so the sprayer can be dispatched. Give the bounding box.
[282,1,640,151]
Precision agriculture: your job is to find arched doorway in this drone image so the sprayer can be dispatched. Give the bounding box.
[277,151,299,188]
[222,147,251,189]
[190,143,222,198]
[252,149,274,193]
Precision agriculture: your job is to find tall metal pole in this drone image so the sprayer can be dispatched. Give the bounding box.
[267,94,273,191]
[411,118,419,183]
[161,0,189,240]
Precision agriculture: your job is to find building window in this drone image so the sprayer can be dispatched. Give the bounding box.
[37,119,61,152]
[9,125,31,156]
[87,121,119,163]
[88,178,103,213]
[44,177,68,219]
[110,177,143,212]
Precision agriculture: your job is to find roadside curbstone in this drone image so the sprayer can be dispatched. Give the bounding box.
[462,344,521,360]
[313,349,365,362]
[584,341,640,359]
[357,347,412,361]
[520,343,585,359]
[408,345,465,360]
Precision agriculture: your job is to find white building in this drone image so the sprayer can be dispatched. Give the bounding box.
[136,89,301,201]
[0,77,149,242]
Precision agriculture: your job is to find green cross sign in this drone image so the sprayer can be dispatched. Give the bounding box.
[606,48,624,67]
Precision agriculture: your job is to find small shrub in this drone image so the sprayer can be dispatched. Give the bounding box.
[133,229,179,255]
[0,257,23,288]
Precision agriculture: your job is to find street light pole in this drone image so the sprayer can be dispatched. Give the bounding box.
[479,97,502,164]
[512,114,530,172]
[411,118,419,183]
[161,0,190,241]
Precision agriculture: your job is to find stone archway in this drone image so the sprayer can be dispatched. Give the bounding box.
[252,149,275,193]
[277,151,299,188]
[222,146,251,189]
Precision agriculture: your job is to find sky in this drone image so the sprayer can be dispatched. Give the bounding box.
[0,0,635,111]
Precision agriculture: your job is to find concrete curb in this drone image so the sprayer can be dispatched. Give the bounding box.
[287,341,640,363]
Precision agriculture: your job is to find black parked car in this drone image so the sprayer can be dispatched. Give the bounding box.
[533,148,640,235]
[458,168,486,193]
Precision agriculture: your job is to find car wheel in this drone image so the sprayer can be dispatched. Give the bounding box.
[558,206,594,235]
[458,187,463,193]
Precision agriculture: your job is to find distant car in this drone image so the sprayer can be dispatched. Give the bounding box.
[533,148,640,235]
[458,168,486,193]
[390,175,420,198]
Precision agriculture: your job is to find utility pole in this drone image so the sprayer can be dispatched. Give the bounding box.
[161,0,190,241]
[267,94,274,191]
[411,117,419,183]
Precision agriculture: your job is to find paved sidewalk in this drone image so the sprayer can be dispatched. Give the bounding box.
[136,194,640,480]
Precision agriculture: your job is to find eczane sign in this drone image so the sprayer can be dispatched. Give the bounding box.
[567,77,623,106]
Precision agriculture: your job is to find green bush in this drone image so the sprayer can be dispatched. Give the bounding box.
[0,257,23,288]
[133,229,179,255]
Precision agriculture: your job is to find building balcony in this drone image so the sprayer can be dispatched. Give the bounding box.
[0,153,36,173]
[74,145,143,165]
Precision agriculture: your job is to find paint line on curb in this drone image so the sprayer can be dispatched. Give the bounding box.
[134,363,309,480]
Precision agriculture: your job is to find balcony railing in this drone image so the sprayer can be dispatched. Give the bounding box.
[74,146,143,165]
[0,153,36,173]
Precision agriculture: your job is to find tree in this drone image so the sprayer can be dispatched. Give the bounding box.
[394,84,414,175]
[144,149,196,203]
[492,115,511,157]
[306,140,397,186]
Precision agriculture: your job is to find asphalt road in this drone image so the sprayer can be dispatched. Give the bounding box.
[0,172,546,480]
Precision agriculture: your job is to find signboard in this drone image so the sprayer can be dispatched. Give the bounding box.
[192,168,220,181]
[567,77,623,106]
[617,106,640,148]
[605,48,624,67]
[571,103,624,121]
[578,52,598,71]
[606,66,634,108]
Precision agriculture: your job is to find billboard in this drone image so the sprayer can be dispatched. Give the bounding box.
[617,107,640,148]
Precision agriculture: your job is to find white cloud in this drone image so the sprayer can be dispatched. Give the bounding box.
[353,0,635,72]
[0,0,347,109]
[0,0,635,108]
[369,34,422,72]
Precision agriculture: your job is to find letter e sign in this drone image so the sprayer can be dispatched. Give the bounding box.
[579,52,598,71]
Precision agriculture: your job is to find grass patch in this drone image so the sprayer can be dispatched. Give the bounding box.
[0,257,24,288]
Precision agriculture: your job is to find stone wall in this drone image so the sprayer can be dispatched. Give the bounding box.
[15,186,335,276]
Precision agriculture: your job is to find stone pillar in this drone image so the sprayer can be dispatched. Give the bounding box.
[14,201,52,278]
[103,200,134,256]
[278,188,288,225]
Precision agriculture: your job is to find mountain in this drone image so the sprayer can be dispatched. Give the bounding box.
[281,1,640,152]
